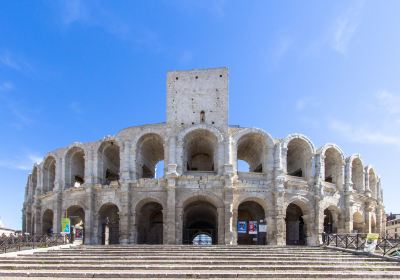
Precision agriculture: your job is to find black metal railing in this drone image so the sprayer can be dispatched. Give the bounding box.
[322,233,400,257]
[0,233,69,253]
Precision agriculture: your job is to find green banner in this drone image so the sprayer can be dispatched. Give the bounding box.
[61,218,71,234]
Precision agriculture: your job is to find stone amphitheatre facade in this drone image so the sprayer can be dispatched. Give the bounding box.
[22,68,385,246]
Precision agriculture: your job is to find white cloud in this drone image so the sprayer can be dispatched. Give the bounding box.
[329,90,400,148]
[295,97,321,112]
[0,153,42,171]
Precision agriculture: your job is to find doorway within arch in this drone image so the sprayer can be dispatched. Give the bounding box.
[183,200,217,245]
[237,201,266,245]
[286,203,306,245]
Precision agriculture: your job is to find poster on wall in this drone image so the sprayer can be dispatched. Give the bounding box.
[237,221,247,233]
[249,221,258,234]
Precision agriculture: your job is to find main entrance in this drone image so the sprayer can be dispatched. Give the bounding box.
[183,201,217,245]
[237,201,266,245]
[286,203,306,245]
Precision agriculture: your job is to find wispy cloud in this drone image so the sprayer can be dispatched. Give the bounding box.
[306,1,364,56]
[329,90,400,148]
[0,153,42,171]
[295,97,321,112]
[58,0,160,50]
[0,51,32,73]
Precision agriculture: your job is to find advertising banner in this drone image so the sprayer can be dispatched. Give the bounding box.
[237,221,247,233]
[259,224,267,233]
[364,233,379,253]
[61,218,71,234]
[249,221,258,234]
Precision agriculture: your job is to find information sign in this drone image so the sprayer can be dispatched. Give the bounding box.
[61,218,71,234]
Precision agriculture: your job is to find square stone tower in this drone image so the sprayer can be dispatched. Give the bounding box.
[166,67,228,131]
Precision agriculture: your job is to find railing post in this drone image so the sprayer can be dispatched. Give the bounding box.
[383,238,387,255]
[335,234,338,247]
[345,234,348,248]
[356,233,359,250]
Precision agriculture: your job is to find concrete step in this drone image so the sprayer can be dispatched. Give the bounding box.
[1,269,400,278]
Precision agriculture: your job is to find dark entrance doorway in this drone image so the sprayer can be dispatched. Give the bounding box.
[237,201,266,245]
[183,201,217,245]
[286,203,306,245]
[324,209,335,234]
[137,202,163,244]
[66,205,85,243]
[99,203,119,245]
[42,209,54,236]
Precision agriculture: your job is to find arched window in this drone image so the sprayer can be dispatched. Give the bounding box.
[237,133,265,173]
[184,129,218,172]
[136,134,164,179]
[65,147,85,188]
[324,148,342,184]
[31,166,38,197]
[43,156,56,193]
[286,138,312,179]
[98,141,120,185]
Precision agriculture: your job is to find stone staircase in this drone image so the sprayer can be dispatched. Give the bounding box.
[0,245,399,278]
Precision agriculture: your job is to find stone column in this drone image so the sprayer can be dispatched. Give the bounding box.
[34,203,42,235]
[231,209,238,245]
[274,176,286,246]
[266,212,275,245]
[217,207,225,245]
[175,206,183,244]
[121,141,131,181]
[119,211,129,245]
[223,164,234,245]
[53,191,62,234]
[85,186,95,244]
[166,164,178,244]
[130,210,137,244]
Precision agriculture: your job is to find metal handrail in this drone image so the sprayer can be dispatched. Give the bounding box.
[0,233,69,254]
[322,233,400,257]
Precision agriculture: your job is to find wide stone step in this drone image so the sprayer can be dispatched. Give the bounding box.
[0,259,393,265]
[1,269,400,278]
[1,263,399,271]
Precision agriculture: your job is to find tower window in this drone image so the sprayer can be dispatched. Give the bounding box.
[200,111,205,123]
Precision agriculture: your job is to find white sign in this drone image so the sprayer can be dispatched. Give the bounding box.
[259,224,267,233]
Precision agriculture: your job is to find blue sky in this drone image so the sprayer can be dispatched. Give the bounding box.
[0,0,399,229]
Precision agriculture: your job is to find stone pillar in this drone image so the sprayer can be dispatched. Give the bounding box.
[274,186,286,245]
[176,206,183,244]
[364,205,372,233]
[53,191,62,234]
[231,209,238,245]
[34,203,42,235]
[121,141,131,181]
[119,211,129,245]
[223,164,234,245]
[166,164,178,244]
[217,207,225,245]
[85,186,95,244]
[130,210,137,244]
[315,201,324,245]
[266,212,275,245]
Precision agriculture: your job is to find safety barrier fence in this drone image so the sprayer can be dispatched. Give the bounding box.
[0,234,68,253]
[322,233,400,257]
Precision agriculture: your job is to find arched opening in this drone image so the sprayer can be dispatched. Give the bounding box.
[137,202,163,244]
[351,158,363,191]
[324,148,342,184]
[184,129,218,172]
[369,169,377,198]
[31,166,38,197]
[193,233,212,245]
[287,138,312,179]
[323,208,336,234]
[236,133,265,173]
[136,134,164,179]
[237,201,266,245]
[65,147,85,188]
[286,203,306,245]
[42,209,53,235]
[42,156,56,193]
[99,203,119,245]
[98,141,120,185]
[183,200,217,244]
[66,205,85,243]
[353,212,364,233]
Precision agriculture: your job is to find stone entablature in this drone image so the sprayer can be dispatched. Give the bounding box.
[22,68,385,246]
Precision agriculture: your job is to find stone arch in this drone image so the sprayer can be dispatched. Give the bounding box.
[98,140,120,185]
[180,192,225,210]
[135,133,165,179]
[232,128,274,173]
[42,155,56,193]
[353,211,364,233]
[283,134,315,179]
[42,209,54,235]
[323,205,342,234]
[98,203,120,245]
[348,155,364,192]
[136,199,164,244]
[319,144,344,186]
[65,204,86,243]
[237,199,267,245]
[64,145,85,188]
[285,198,311,245]
[368,166,378,198]
[177,124,224,174]
[31,165,38,197]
